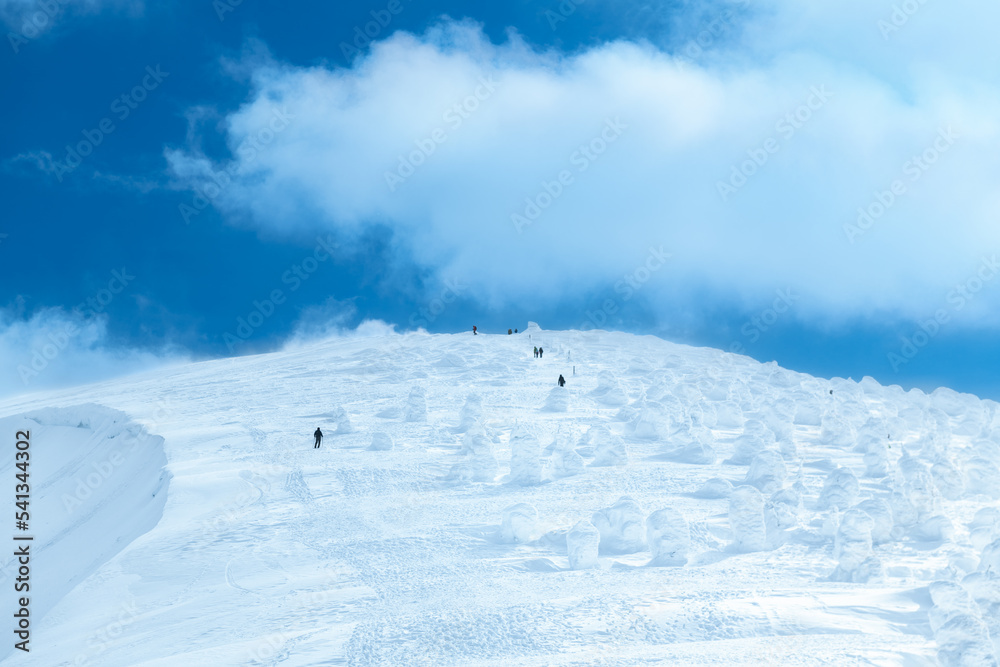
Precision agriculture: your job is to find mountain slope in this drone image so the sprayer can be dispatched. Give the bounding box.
[0,326,997,666]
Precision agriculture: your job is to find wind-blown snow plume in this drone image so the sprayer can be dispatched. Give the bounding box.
[0,307,183,398]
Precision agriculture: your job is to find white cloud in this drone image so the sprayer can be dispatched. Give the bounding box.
[166,9,1000,330]
[5,150,58,175]
[0,307,185,398]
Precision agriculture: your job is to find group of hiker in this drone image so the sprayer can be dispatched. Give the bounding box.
[312,327,568,448]
[472,326,520,335]
[470,325,547,361]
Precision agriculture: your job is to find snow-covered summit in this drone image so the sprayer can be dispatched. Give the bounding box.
[0,326,998,665]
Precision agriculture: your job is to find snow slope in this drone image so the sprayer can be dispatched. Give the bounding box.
[0,325,998,666]
[0,406,169,637]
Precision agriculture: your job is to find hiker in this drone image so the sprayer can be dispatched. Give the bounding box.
[534,346,538,358]
[314,427,323,449]
[508,328,512,335]
[473,325,477,335]
[539,347,544,358]
[558,374,565,387]
[514,328,518,333]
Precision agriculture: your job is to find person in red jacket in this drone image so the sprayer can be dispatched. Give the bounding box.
[473,325,478,335]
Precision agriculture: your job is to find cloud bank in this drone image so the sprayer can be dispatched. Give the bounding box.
[167,4,1000,331]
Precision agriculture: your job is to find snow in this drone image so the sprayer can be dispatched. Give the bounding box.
[964,454,1000,498]
[658,411,716,464]
[744,449,787,494]
[333,405,354,434]
[728,486,768,553]
[588,424,629,467]
[981,539,1000,575]
[1,325,999,664]
[454,392,483,434]
[631,398,665,440]
[0,405,169,629]
[589,370,628,407]
[541,386,570,412]
[501,503,537,543]
[368,431,394,451]
[727,418,775,465]
[508,423,542,486]
[856,497,894,545]
[863,436,891,477]
[766,486,802,534]
[830,509,879,583]
[405,386,427,422]
[694,476,733,499]
[592,496,646,555]
[970,509,1000,551]
[547,427,584,479]
[645,508,690,567]
[449,423,498,483]
[929,580,998,666]
[566,520,600,570]
[818,466,861,511]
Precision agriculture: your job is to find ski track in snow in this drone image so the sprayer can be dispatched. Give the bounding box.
[0,327,997,665]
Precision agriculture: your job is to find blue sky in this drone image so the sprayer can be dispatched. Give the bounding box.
[2,0,1000,399]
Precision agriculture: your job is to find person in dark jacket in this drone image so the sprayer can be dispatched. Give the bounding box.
[558,374,565,387]
[539,347,544,358]
[508,328,512,335]
[314,427,323,448]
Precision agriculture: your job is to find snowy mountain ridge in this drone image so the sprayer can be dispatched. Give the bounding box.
[0,325,998,666]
